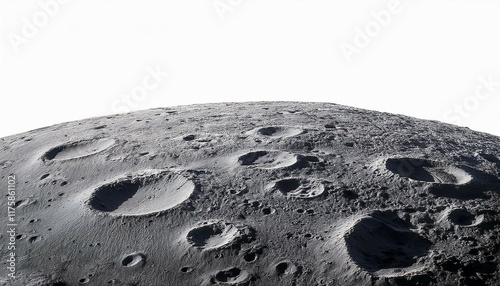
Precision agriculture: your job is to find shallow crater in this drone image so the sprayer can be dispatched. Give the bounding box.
[237,150,297,169]
[273,260,298,276]
[251,126,304,139]
[385,157,472,185]
[271,177,325,199]
[186,220,253,251]
[212,267,250,285]
[42,138,116,161]
[87,169,195,216]
[121,252,146,268]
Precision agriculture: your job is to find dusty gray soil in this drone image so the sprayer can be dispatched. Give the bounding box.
[1,102,499,286]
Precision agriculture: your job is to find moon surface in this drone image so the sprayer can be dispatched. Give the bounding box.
[1,102,499,285]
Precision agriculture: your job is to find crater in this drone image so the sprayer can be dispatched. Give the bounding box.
[252,126,303,138]
[212,267,250,284]
[186,220,253,251]
[344,211,431,273]
[447,209,484,227]
[274,260,298,276]
[183,134,196,141]
[121,252,146,267]
[272,178,325,199]
[385,157,472,185]
[42,138,116,161]
[40,174,50,180]
[243,252,257,263]
[238,150,297,169]
[87,170,195,216]
[78,278,90,284]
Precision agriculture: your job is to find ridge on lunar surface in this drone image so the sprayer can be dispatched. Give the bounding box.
[0,101,499,286]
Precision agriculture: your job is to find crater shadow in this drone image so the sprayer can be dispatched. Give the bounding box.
[345,211,431,272]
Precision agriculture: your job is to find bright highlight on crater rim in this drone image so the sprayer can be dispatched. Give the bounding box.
[1,102,499,286]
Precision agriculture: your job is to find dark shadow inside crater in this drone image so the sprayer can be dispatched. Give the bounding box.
[187,224,224,248]
[89,180,141,212]
[426,165,497,200]
[274,178,301,194]
[479,153,500,165]
[42,145,66,161]
[215,268,242,282]
[448,209,476,226]
[238,151,269,165]
[385,158,436,182]
[258,127,279,136]
[346,212,431,272]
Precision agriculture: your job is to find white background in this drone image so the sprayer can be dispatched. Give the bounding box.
[1,0,499,138]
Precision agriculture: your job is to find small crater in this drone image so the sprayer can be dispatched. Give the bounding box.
[15,234,26,240]
[385,157,472,185]
[40,174,50,180]
[448,209,484,227]
[42,138,116,161]
[243,252,257,263]
[87,170,195,216]
[213,267,250,284]
[187,220,253,251]
[251,201,260,208]
[238,150,297,169]
[183,135,196,141]
[231,187,248,196]
[261,207,274,215]
[275,262,288,275]
[272,178,325,199]
[180,266,193,273]
[28,236,41,243]
[121,252,146,267]
[78,278,90,284]
[274,260,298,276]
[252,126,303,138]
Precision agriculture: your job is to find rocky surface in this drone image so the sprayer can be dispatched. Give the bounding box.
[0,102,499,285]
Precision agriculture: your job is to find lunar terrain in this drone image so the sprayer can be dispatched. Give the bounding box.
[1,101,499,286]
